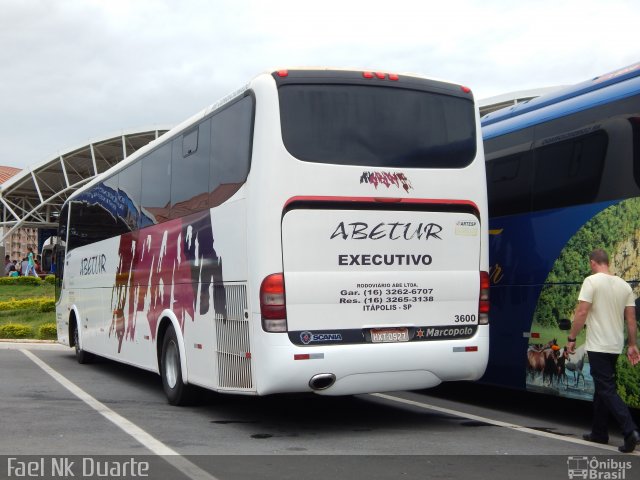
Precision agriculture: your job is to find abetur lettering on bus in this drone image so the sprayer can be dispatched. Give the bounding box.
[80,254,107,276]
[330,222,443,241]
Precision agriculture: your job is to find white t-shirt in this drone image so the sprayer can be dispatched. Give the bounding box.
[578,272,635,354]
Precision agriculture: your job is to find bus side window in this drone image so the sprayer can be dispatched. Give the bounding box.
[485,126,535,217]
[532,131,607,211]
[118,161,142,230]
[487,151,533,217]
[209,95,254,208]
[55,204,68,301]
[67,175,129,251]
[141,143,172,225]
[170,119,211,218]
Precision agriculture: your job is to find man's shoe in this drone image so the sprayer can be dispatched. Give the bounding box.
[583,433,608,445]
[618,430,640,453]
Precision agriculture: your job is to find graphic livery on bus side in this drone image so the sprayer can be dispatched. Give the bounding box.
[56,68,489,405]
[482,62,640,408]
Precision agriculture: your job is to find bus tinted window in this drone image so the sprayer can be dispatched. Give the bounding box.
[532,130,607,211]
[487,152,533,216]
[67,172,133,251]
[182,128,199,157]
[118,161,142,230]
[55,203,68,301]
[171,119,211,217]
[141,143,172,224]
[210,96,253,207]
[278,84,476,168]
[68,196,127,250]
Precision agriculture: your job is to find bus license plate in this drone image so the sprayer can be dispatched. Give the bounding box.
[371,328,409,343]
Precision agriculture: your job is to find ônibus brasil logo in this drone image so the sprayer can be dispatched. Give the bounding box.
[567,456,632,479]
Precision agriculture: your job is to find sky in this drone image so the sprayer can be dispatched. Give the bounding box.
[1,0,638,170]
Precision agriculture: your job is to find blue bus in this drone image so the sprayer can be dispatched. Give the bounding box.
[481,62,640,407]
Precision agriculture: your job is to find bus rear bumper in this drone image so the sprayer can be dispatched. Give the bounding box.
[254,325,489,396]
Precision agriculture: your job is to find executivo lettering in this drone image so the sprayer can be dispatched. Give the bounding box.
[338,254,432,266]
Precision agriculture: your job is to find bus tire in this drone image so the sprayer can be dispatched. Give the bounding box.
[72,322,93,364]
[160,326,193,406]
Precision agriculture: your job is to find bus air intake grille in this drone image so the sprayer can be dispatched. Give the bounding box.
[215,284,253,390]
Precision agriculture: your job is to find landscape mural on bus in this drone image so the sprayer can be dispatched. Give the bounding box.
[490,198,640,408]
[529,197,640,407]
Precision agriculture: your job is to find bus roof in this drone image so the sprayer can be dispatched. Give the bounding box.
[481,61,640,140]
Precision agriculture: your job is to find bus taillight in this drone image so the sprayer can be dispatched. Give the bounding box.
[479,271,490,325]
[260,273,287,332]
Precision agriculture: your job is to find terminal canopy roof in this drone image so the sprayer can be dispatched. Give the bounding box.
[0,129,169,242]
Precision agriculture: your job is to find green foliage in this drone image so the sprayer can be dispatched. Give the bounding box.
[0,297,54,312]
[0,276,42,286]
[0,323,33,339]
[38,299,55,312]
[617,354,640,409]
[43,275,55,285]
[38,322,58,340]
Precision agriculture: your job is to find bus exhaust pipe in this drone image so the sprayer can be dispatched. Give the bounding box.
[309,373,336,391]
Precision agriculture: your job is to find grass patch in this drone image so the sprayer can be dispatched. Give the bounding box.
[0,283,54,301]
[0,283,55,339]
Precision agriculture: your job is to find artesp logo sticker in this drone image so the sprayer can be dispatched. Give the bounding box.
[455,219,478,237]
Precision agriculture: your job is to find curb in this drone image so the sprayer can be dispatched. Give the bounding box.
[0,339,57,344]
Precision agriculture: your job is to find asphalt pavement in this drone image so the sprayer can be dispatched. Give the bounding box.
[1,342,639,480]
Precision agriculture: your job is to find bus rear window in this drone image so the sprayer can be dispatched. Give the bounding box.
[278,84,476,168]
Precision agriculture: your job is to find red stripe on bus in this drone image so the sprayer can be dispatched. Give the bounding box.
[284,195,479,211]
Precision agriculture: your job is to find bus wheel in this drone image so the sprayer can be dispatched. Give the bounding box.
[160,326,193,406]
[73,323,93,364]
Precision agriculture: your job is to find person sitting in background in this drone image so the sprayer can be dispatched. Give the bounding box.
[20,258,28,276]
[4,255,11,275]
[8,265,19,278]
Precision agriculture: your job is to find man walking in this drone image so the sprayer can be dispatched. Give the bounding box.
[567,249,640,453]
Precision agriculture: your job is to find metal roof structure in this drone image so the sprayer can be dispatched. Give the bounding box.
[0,128,169,243]
[478,87,563,117]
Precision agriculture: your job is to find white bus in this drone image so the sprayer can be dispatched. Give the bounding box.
[56,68,489,405]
